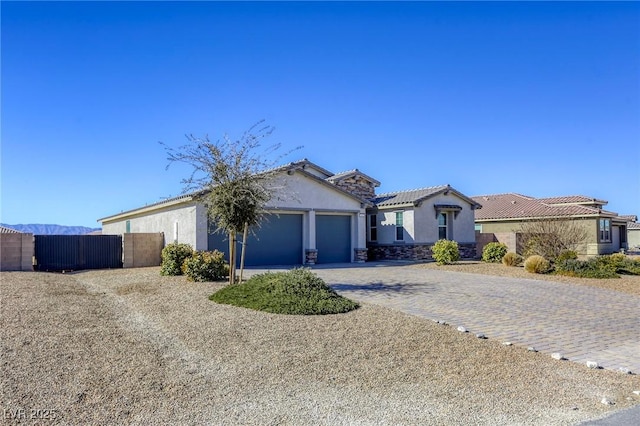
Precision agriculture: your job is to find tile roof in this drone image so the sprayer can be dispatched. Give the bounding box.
[1,225,22,234]
[371,185,481,208]
[372,185,449,207]
[537,195,607,206]
[327,169,381,186]
[629,222,640,230]
[472,193,618,221]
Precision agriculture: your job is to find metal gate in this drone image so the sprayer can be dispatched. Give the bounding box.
[34,235,123,271]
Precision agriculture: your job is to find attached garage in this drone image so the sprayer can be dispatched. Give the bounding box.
[99,159,371,267]
[316,215,351,263]
[208,213,303,266]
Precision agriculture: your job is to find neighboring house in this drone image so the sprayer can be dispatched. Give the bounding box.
[99,159,480,266]
[368,186,482,260]
[472,193,632,256]
[626,218,640,250]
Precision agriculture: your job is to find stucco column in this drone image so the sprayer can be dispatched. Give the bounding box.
[307,210,316,249]
[305,210,317,265]
[354,210,368,263]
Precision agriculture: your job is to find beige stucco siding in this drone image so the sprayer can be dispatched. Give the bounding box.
[629,229,640,249]
[476,218,612,255]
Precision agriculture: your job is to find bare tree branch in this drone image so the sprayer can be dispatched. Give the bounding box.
[160,120,302,283]
[518,218,589,261]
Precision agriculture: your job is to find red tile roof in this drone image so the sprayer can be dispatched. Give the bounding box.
[472,193,618,221]
[537,195,607,205]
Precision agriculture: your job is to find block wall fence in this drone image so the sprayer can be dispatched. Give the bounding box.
[0,232,164,271]
[0,233,34,271]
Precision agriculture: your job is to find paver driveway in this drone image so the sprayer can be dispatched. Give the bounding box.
[249,262,640,373]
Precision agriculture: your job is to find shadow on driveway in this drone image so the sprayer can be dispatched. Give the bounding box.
[330,282,437,295]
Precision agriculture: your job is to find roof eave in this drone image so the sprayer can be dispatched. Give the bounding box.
[98,194,199,223]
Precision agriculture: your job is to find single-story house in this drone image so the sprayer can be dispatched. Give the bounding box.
[99,159,481,266]
[472,193,633,256]
[367,185,481,260]
[625,217,640,250]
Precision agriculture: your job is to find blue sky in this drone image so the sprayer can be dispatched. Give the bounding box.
[2,1,639,228]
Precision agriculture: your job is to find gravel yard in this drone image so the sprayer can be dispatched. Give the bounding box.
[1,267,639,425]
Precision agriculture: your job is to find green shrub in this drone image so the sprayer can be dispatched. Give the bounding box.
[502,252,523,267]
[524,255,551,274]
[616,257,640,275]
[182,250,228,282]
[482,242,508,263]
[210,268,359,315]
[431,239,460,265]
[160,243,194,276]
[555,258,619,279]
[591,254,640,276]
[555,250,578,263]
[607,252,627,264]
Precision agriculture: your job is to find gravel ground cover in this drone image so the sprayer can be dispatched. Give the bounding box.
[1,267,639,425]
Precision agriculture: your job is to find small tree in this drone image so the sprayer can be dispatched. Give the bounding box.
[518,218,589,262]
[162,120,300,284]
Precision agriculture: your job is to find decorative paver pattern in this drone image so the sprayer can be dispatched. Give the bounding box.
[289,262,640,373]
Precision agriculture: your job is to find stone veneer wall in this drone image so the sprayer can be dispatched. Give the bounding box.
[368,243,476,262]
[305,249,318,265]
[332,176,376,200]
[354,248,367,263]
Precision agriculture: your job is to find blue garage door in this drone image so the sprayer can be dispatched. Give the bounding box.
[316,215,351,264]
[208,214,303,266]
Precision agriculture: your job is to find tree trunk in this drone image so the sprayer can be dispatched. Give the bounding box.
[239,222,249,283]
[228,231,236,285]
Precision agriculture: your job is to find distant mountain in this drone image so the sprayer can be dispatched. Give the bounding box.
[0,224,101,235]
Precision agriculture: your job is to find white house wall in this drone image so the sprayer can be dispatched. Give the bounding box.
[414,193,477,243]
[102,201,208,250]
[267,171,363,211]
[378,209,415,243]
[266,171,368,251]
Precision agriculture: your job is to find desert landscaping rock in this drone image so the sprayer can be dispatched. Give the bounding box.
[475,333,486,339]
[587,361,600,369]
[457,326,467,333]
[552,353,565,360]
[2,268,639,426]
[527,347,538,352]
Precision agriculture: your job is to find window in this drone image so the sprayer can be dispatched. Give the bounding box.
[600,219,611,242]
[395,211,404,241]
[369,214,378,241]
[475,224,482,232]
[126,220,131,233]
[438,212,448,240]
